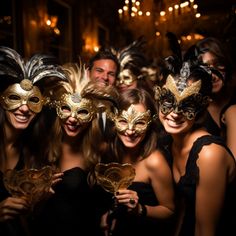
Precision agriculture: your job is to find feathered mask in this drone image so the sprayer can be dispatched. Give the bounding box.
[0,46,67,113]
[154,61,212,120]
[116,38,147,86]
[47,62,119,123]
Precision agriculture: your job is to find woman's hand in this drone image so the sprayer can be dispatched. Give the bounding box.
[0,197,29,222]
[100,211,117,236]
[115,189,139,212]
[49,172,64,194]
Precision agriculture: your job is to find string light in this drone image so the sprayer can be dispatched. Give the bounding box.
[118,0,201,21]
[118,0,151,20]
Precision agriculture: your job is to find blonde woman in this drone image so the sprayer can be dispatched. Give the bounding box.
[31,62,118,236]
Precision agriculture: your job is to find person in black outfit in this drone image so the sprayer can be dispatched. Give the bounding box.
[155,58,236,236]
[30,62,118,236]
[97,88,175,236]
[0,46,66,236]
[196,37,236,158]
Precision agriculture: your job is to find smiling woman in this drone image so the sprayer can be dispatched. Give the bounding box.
[95,88,175,236]
[155,58,236,236]
[0,46,67,236]
[30,61,119,236]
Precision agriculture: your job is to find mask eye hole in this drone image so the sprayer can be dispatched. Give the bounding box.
[29,97,39,103]
[77,109,89,116]
[61,105,71,113]
[117,119,127,126]
[8,94,21,101]
[161,96,174,108]
[135,120,146,127]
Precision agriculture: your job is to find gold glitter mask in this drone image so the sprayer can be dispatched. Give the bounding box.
[114,104,151,134]
[117,69,137,86]
[3,166,53,210]
[56,93,96,123]
[155,75,210,120]
[0,79,43,113]
[95,162,136,194]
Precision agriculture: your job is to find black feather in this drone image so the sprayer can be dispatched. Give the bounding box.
[117,37,148,70]
[0,46,67,89]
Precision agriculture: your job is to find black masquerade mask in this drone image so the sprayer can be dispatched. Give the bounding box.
[154,62,211,120]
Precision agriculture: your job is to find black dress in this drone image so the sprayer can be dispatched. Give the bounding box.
[220,95,236,141]
[31,167,96,236]
[204,95,236,138]
[0,157,30,236]
[163,135,236,236]
[203,111,221,136]
[110,182,175,236]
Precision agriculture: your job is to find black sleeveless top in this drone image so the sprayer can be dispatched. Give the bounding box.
[163,135,236,236]
[203,111,221,136]
[204,95,236,139]
[110,181,174,236]
[0,156,27,236]
[30,167,96,236]
[220,95,236,141]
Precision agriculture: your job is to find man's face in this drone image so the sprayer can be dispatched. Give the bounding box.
[88,59,117,86]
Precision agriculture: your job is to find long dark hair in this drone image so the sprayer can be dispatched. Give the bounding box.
[196,37,233,85]
[111,88,159,162]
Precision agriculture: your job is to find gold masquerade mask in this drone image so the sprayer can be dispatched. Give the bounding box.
[155,75,210,120]
[114,104,152,134]
[3,166,53,209]
[116,38,147,88]
[116,68,137,86]
[95,162,136,194]
[0,79,43,113]
[55,92,96,123]
[0,47,67,113]
[48,63,118,125]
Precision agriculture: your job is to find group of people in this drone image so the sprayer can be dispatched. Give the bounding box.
[0,35,235,236]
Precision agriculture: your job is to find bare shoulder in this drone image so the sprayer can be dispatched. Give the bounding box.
[196,140,236,183]
[198,142,234,170]
[145,149,169,171]
[223,104,236,121]
[225,104,236,114]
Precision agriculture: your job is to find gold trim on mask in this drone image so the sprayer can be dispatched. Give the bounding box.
[114,104,151,134]
[165,75,201,103]
[0,80,43,113]
[117,68,137,86]
[155,75,210,120]
[20,79,34,91]
[55,93,96,123]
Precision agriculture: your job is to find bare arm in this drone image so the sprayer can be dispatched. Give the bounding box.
[195,144,230,236]
[146,150,175,219]
[224,105,236,158]
[115,150,175,219]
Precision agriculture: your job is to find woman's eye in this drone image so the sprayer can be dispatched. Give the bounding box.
[124,76,131,80]
[29,97,39,103]
[136,120,146,126]
[9,94,20,101]
[117,119,127,126]
[77,109,89,116]
[161,95,174,106]
[182,107,195,114]
[181,99,197,111]
[61,105,71,112]
[163,100,173,107]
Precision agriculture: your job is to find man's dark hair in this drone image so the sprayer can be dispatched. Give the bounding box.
[88,48,120,75]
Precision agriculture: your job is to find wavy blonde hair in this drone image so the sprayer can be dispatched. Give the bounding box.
[44,62,119,176]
